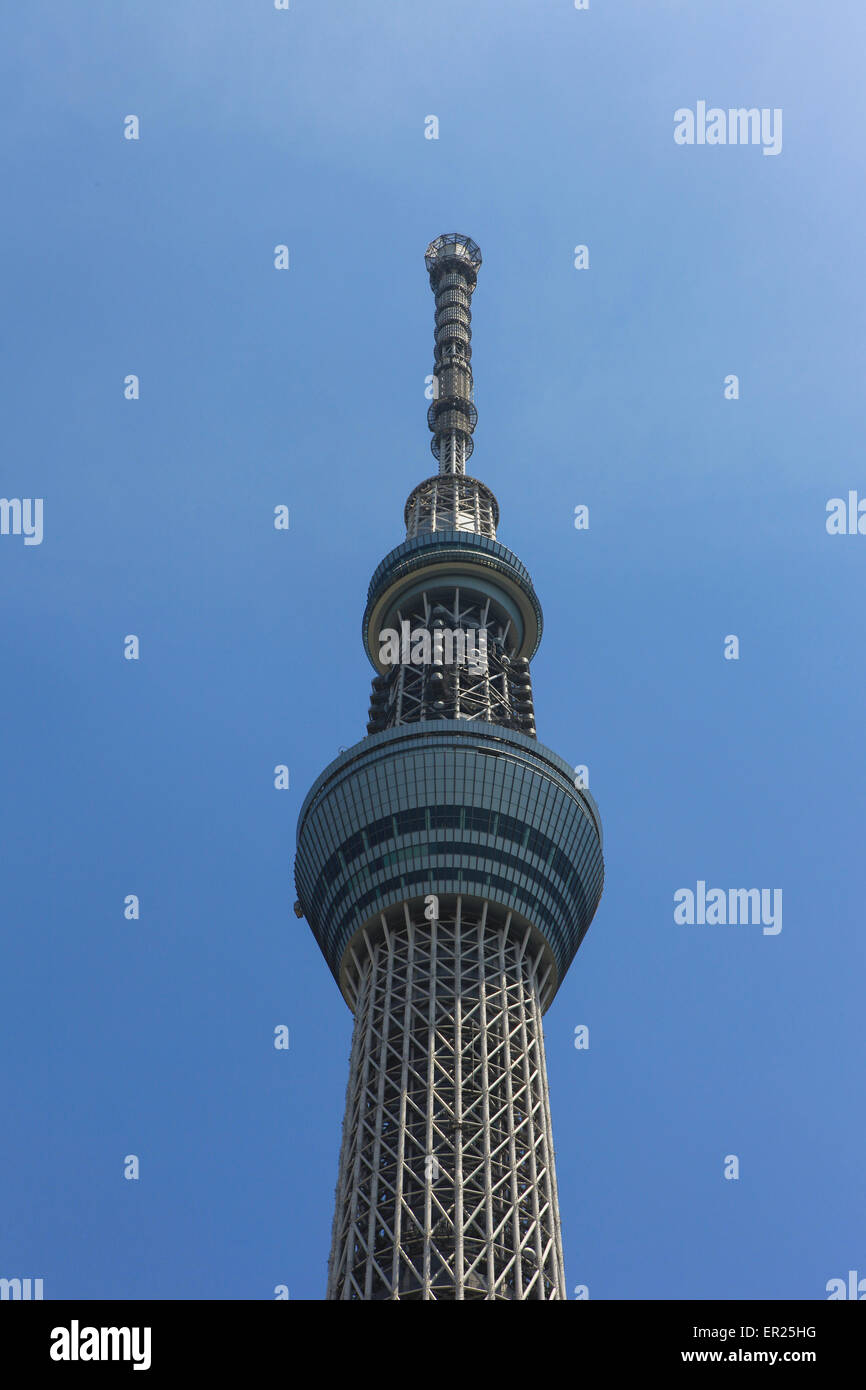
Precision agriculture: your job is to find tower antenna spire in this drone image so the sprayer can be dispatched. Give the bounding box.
[424,233,482,477]
[403,234,498,542]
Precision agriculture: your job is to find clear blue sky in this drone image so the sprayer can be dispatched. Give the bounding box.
[1,0,864,1300]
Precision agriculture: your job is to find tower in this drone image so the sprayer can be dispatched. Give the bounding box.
[294,234,604,1300]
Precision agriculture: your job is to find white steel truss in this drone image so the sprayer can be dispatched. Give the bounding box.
[367,587,535,736]
[326,897,566,1300]
[404,474,498,540]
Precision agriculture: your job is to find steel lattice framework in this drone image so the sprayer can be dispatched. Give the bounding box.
[294,234,604,1301]
[368,588,534,733]
[327,898,565,1300]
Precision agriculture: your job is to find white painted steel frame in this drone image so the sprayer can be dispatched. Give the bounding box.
[326,897,566,1300]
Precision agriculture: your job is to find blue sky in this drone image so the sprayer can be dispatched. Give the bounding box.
[1,0,864,1300]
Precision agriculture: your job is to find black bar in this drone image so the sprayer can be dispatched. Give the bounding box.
[2,1299,860,1376]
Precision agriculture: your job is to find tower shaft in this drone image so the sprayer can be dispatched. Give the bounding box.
[326,899,565,1300]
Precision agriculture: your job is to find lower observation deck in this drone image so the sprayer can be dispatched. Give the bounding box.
[294,721,603,1010]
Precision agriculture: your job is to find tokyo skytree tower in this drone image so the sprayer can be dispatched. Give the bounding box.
[294,234,604,1300]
